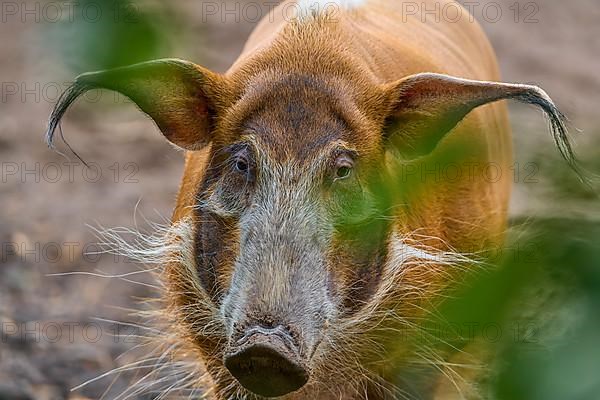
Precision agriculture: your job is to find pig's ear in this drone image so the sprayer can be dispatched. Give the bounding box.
[382,73,582,177]
[46,58,229,151]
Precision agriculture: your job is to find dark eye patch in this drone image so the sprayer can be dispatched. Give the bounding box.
[195,141,258,217]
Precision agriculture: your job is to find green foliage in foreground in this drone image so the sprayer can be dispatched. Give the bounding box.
[438,217,600,400]
[42,0,182,73]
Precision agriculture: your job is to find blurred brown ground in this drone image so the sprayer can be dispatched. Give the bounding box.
[0,1,599,399]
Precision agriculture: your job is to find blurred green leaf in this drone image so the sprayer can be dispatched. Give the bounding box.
[43,0,181,73]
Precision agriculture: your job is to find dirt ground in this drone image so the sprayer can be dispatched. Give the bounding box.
[0,1,599,399]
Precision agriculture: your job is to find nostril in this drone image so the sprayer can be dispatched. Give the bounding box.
[224,329,309,397]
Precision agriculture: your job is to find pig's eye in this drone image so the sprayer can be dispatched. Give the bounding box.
[333,154,354,181]
[230,146,254,182]
[231,147,250,174]
[235,157,249,174]
[336,165,352,179]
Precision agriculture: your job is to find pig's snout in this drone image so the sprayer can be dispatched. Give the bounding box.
[224,325,309,397]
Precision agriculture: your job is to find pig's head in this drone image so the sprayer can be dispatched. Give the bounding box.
[47,58,577,398]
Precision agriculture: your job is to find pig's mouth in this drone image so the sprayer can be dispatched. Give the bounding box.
[223,326,310,397]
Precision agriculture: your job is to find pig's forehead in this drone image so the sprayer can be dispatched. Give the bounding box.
[244,111,350,164]
[226,76,365,164]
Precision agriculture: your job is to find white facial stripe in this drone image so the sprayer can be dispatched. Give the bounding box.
[387,231,478,271]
